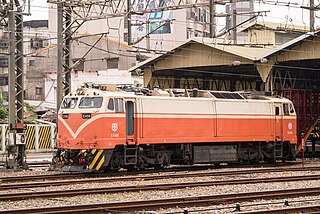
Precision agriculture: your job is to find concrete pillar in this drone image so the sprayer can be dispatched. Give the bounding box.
[1,125,6,153]
[35,125,39,151]
[50,124,56,149]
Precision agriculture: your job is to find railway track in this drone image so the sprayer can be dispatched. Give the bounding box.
[0,161,50,168]
[0,160,306,182]
[1,166,320,190]
[1,174,320,201]
[239,204,320,213]
[2,187,320,213]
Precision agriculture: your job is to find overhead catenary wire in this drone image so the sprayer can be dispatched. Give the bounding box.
[19,35,320,74]
[5,0,320,71]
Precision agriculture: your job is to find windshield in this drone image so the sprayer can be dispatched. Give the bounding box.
[79,97,103,108]
[61,97,78,109]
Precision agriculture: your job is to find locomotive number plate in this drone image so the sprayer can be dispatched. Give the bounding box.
[82,113,91,119]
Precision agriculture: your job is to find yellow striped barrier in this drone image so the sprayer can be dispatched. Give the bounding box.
[0,124,56,153]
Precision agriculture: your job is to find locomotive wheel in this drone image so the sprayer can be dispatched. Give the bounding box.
[264,151,276,163]
[125,165,136,171]
[103,166,120,173]
[153,164,164,170]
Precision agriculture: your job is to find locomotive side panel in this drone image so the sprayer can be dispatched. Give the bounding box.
[276,101,297,144]
[139,97,216,144]
[215,100,274,141]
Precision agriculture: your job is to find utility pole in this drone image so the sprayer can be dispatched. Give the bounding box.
[6,4,28,170]
[56,4,72,111]
[210,0,216,37]
[57,3,63,111]
[146,19,150,50]
[127,0,132,45]
[310,0,315,32]
[232,9,237,44]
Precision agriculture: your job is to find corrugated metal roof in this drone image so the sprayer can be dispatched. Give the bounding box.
[237,20,308,34]
[192,37,274,61]
[129,37,274,72]
[128,53,164,72]
[256,31,319,60]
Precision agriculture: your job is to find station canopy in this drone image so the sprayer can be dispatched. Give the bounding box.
[129,31,320,89]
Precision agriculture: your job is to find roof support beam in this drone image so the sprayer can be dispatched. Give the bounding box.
[144,67,152,87]
[255,61,274,83]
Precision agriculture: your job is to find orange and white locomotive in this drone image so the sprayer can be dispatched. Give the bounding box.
[52,84,297,172]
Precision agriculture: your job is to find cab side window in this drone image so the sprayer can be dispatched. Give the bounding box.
[115,98,124,112]
[283,103,289,115]
[107,98,124,112]
[61,97,78,109]
[107,98,114,110]
[289,103,295,114]
[275,107,280,115]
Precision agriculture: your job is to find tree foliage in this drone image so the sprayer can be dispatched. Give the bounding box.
[0,98,8,120]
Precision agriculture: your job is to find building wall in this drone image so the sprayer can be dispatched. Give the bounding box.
[247,29,276,45]
[24,12,142,104]
[0,30,9,99]
[275,32,304,46]
[71,35,136,71]
[49,1,211,52]
[24,29,141,103]
[45,70,142,104]
[226,1,254,32]
[24,23,55,101]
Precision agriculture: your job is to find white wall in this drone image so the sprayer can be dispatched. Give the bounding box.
[48,1,211,52]
[45,70,143,103]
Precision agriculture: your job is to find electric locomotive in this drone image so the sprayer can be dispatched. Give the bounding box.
[51,84,297,172]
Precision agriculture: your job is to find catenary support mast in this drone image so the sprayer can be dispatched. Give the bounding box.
[6,1,28,170]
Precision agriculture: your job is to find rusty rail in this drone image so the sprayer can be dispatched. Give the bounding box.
[2,187,320,213]
[1,166,320,190]
[1,174,320,201]
[239,204,320,214]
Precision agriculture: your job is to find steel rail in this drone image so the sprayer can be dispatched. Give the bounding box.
[1,165,320,190]
[1,166,320,190]
[1,174,320,201]
[239,204,320,213]
[2,187,320,213]
[0,161,309,183]
[0,165,249,182]
[0,161,51,167]
[0,165,222,182]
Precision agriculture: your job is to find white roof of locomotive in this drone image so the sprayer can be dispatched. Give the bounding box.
[67,86,292,104]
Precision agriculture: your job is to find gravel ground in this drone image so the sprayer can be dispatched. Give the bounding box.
[1,161,320,212]
[0,167,59,177]
[1,170,320,194]
[159,196,320,213]
[1,169,320,211]
[0,160,318,178]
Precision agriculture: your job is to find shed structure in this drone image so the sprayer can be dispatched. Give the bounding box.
[129,31,320,151]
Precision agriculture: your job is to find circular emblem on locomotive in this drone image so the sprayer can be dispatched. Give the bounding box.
[288,122,292,130]
[111,123,118,132]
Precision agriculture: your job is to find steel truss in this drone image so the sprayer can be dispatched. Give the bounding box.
[57,5,72,110]
[49,0,211,17]
[148,75,263,91]
[271,67,320,146]
[3,1,28,169]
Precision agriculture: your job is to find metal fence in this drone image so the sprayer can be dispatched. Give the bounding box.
[0,124,56,153]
